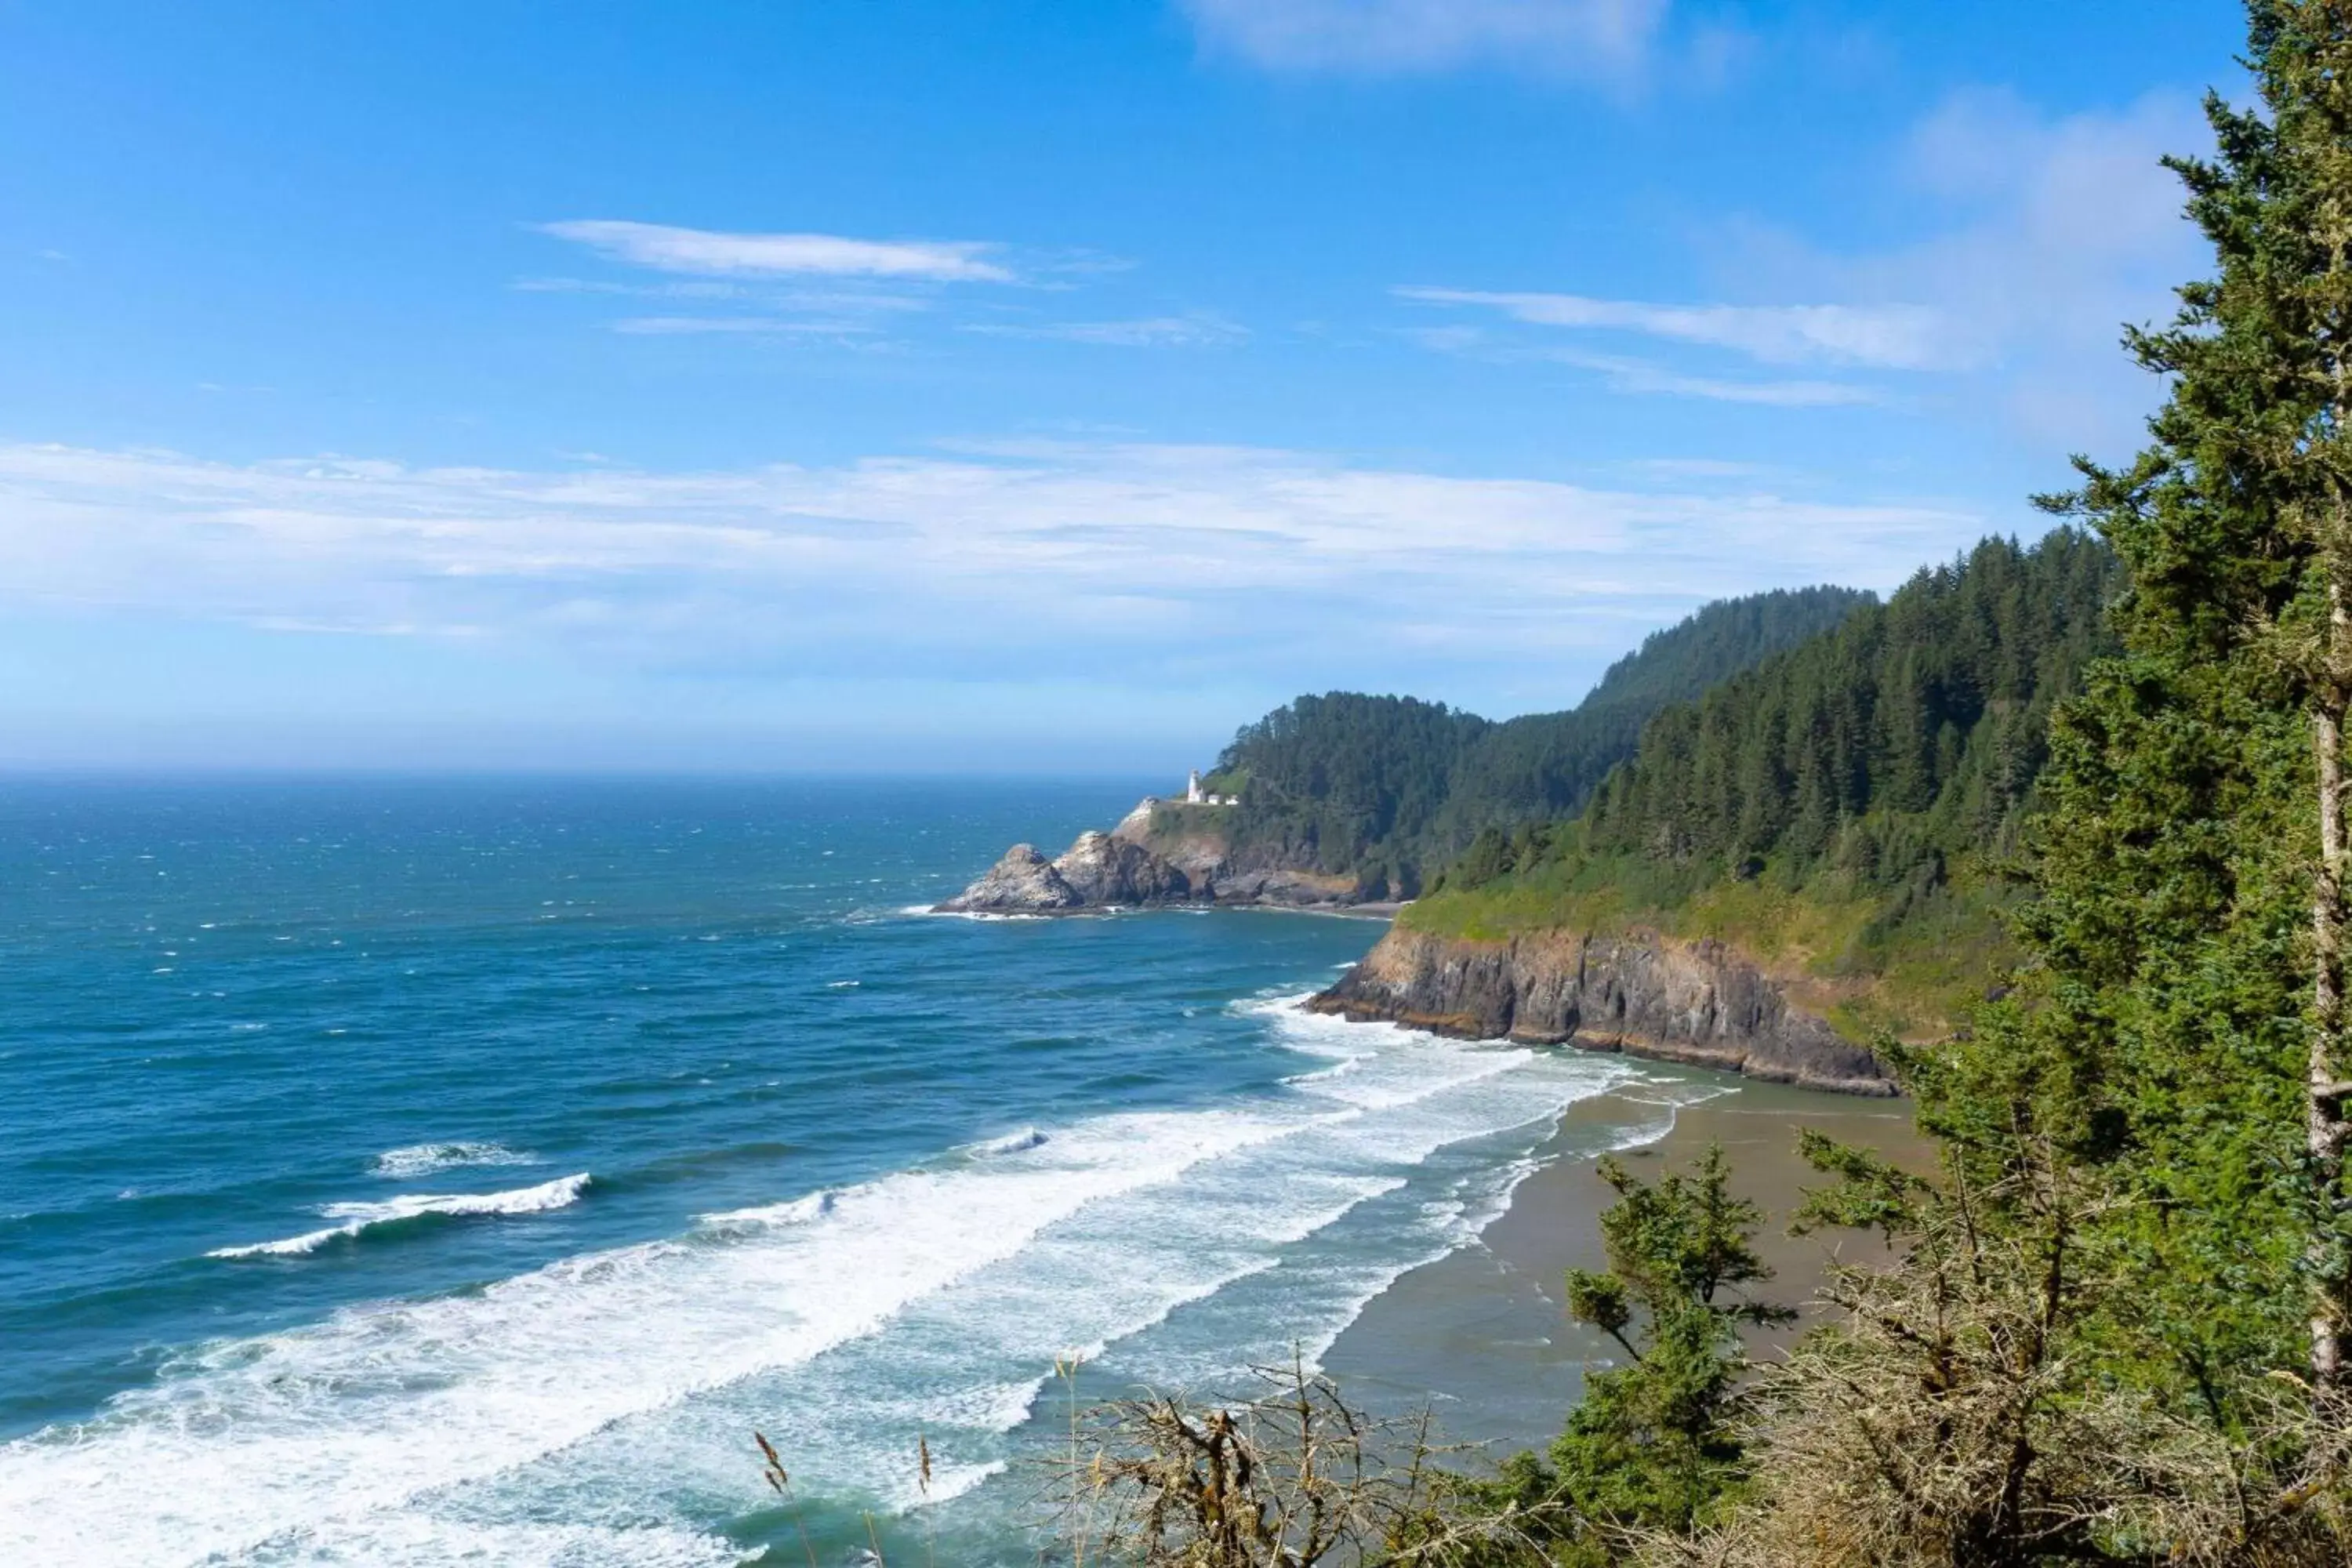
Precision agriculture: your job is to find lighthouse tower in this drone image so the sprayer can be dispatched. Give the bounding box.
[1186,769,1205,804]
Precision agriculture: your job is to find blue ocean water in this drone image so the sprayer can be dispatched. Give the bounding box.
[0,778,1693,1566]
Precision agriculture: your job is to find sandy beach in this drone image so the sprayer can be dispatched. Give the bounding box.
[1320,1069,1935,1459]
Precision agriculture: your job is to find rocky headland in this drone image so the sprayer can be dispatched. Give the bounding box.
[934,795,1372,914]
[1308,924,1893,1096]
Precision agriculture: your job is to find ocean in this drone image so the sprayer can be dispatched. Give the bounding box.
[0,778,1715,1566]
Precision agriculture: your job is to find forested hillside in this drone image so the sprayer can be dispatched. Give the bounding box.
[1210,586,1871,896]
[1412,529,2122,1035]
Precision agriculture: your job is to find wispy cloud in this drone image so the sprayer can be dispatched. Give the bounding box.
[1392,89,2207,445]
[1716,88,2209,452]
[1399,324,1877,405]
[1539,349,1879,406]
[962,314,1247,347]
[540,220,1014,283]
[1399,287,1952,370]
[1181,0,1670,80]
[0,439,1980,682]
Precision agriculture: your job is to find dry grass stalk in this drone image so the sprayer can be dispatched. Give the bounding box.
[1056,1350,1109,1568]
[916,1429,935,1568]
[1044,1352,1567,1568]
[755,1430,822,1568]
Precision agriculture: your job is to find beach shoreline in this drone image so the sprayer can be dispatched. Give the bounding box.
[1319,1067,1933,1459]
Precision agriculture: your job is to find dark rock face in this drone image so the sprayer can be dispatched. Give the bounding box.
[935,833,1196,914]
[1053,831,1194,905]
[1110,799,1361,906]
[1200,863,1363,906]
[1309,926,1893,1096]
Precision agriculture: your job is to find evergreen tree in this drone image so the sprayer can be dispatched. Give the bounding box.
[1210,587,1871,893]
[2044,0,2352,1390]
[1436,1146,1791,1567]
[1570,532,2119,891]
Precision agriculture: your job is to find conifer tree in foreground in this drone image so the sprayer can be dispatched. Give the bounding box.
[2059,0,2352,1388]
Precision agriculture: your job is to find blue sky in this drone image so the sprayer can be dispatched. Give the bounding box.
[0,1,2242,772]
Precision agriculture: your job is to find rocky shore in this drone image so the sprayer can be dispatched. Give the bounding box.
[1308,924,1893,1096]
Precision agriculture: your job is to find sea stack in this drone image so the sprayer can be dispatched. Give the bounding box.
[933,833,1196,914]
[934,844,1087,913]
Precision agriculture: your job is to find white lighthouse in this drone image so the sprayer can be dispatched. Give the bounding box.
[1186,769,1205,804]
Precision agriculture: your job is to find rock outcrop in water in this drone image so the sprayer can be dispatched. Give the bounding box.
[936,844,1089,913]
[935,832,1198,913]
[1308,925,1893,1095]
[936,796,1374,913]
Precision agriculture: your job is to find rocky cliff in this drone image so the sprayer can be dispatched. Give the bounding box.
[1308,925,1893,1096]
[936,796,1369,914]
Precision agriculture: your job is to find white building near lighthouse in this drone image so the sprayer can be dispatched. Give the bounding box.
[1185,769,1235,807]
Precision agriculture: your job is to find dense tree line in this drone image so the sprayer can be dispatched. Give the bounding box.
[1211,586,1871,895]
[1477,531,2122,895]
[1211,692,1490,897]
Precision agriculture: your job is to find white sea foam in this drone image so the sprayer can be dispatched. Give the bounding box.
[905,903,1054,920]
[968,1127,1049,1156]
[3,996,1651,1566]
[694,1186,837,1231]
[209,1174,591,1259]
[232,1514,749,1568]
[372,1140,536,1179]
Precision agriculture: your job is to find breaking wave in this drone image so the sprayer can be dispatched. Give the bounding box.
[208,1174,593,1259]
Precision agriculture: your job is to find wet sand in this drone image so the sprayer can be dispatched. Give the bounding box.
[1320,1071,1934,1459]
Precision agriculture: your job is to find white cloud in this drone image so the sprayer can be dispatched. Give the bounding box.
[1889,89,2207,452]
[1398,322,1878,404]
[539,220,1013,283]
[0,439,1980,680]
[1691,89,2208,454]
[1398,287,1954,370]
[1395,90,2209,449]
[1538,349,1879,406]
[1181,0,1669,79]
[962,314,1247,347]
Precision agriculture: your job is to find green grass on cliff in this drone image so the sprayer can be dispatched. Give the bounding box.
[1399,844,2017,1045]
